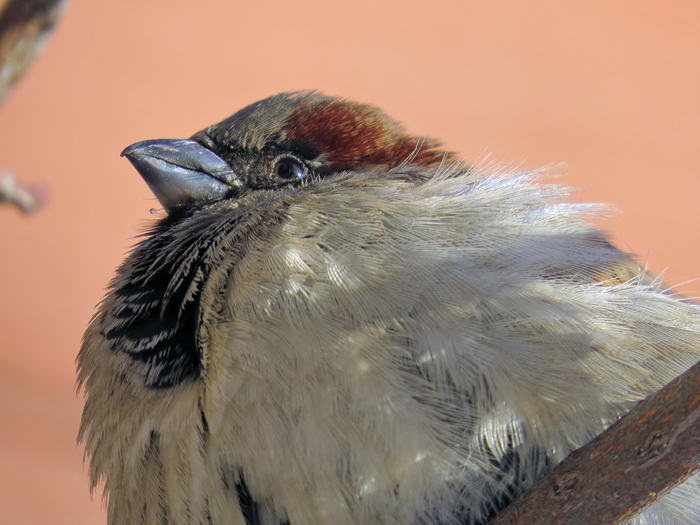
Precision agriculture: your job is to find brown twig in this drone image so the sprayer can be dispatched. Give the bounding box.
[490,358,700,524]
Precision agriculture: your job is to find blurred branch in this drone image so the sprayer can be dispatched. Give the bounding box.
[0,170,43,212]
[0,0,68,103]
[490,357,700,525]
[0,0,68,213]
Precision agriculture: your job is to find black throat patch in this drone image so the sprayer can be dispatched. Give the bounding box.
[102,208,219,388]
[100,194,290,389]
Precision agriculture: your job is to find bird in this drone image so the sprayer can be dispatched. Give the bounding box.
[78,91,700,525]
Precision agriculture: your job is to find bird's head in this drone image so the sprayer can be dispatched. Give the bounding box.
[103,92,455,390]
[121,91,452,213]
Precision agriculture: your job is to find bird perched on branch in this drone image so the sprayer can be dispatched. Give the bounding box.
[78,92,700,525]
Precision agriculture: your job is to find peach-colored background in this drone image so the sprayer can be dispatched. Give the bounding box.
[1,1,699,523]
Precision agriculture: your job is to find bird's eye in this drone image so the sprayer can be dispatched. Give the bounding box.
[272,156,307,181]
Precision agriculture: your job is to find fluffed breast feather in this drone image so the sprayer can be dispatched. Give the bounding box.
[79,138,700,522]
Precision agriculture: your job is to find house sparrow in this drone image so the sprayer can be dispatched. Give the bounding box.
[78,92,700,525]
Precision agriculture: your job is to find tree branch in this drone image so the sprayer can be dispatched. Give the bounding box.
[490,357,700,524]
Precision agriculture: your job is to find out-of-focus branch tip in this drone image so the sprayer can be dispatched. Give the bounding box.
[0,171,46,213]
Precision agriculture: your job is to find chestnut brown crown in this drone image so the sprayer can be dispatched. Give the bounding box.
[122,92,453,212]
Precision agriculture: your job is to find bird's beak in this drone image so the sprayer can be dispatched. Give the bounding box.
[121,139,242,213]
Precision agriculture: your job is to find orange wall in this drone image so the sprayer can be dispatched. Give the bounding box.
[1,1,699,523]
